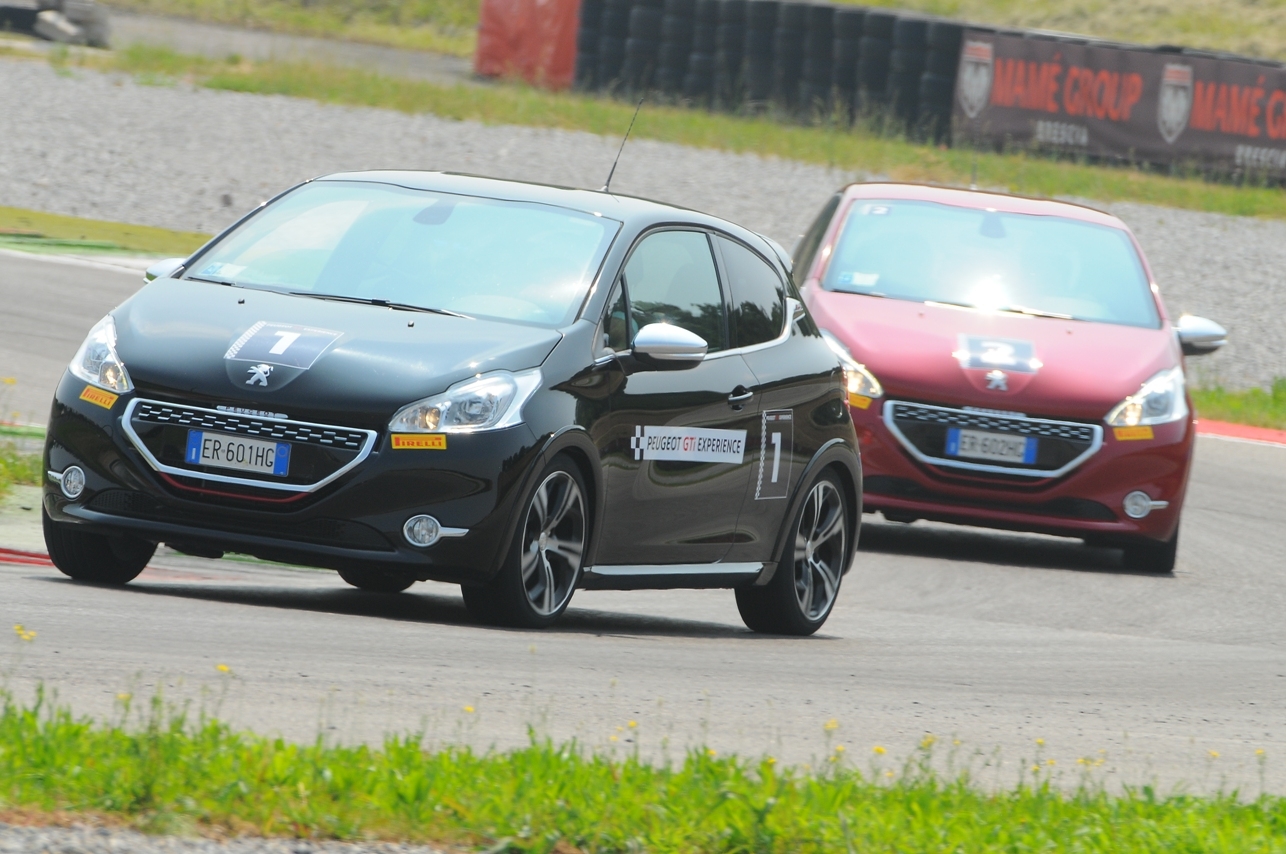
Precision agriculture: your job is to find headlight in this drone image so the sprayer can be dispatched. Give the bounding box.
[1105,367,1188,427]
[69,315,133,394]
[389,369,541,434]
[820,329,884,400]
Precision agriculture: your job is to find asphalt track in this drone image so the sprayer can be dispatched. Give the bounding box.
[3,251,1286,792]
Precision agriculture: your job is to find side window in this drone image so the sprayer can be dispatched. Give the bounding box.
[622,230,726,352]
[793,193,841,282]
[718,236,786,349]
[600,283,629,353]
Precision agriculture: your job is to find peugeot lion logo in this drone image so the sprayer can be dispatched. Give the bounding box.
[245,363,274,386]
[985,370,1009,391]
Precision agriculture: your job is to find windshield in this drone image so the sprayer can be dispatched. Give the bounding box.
[185,180,620,327]
[821,199,1160,328]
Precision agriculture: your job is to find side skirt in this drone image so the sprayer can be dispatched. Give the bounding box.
[580,562,767,591]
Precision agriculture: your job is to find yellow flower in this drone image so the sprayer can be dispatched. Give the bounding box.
[1257,749,1266,756]
[463,705,475,713]
[215,663,230,673]
[1035,738,1045,747]
[1094,758,1105,767]
[116,692,131,702]
[1208,750,1220,759]
[706,748,717,758]
[920,734,937,749]
[615,725,624,732]
[823,718,839,732]
[1031,764,1040,773]
[1,377,15,385]
[1046,758,1056,766]
[12,624,23,635]
[609,735,618,742]
[834,744,846,753]
[885,769,894,778]
[953,739,961,746]
[766,756,777,766]
[628,720,638,728]
[872,745,886,755]
[1077,757,1087,765]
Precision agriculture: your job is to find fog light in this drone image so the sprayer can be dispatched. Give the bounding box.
[403,514,442,547]
[1123,490,1154,520]
[59,466,86,500]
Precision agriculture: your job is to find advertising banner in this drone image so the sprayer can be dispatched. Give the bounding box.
[954,29,1286,173]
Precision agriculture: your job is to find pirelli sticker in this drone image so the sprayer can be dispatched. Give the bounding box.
[1113,426,1154,441]
[630,425,746,464]
[79,386,119,410]
[391,433,447,450]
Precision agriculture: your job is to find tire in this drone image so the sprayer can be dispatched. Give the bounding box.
[462,457,589,628]
[924,46,961,76]
[892,16,928,48]
[629,6,663,39]
[43,508,155,585]
[736,471,850,636]
[1123,528,1178,573]
[927,20,964,50]
[834,8,863,40]
[862,10,896,40]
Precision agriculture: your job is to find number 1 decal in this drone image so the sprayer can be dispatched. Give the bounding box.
[755,409,793,500]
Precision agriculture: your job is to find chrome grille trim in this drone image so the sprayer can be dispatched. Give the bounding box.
[121,397,378,493]
[883,400,1103,479]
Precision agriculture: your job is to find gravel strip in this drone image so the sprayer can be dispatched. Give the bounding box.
[0,823,447,854]
[0,58,1278,388]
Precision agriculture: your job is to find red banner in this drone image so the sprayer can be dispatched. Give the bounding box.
[954,30,1286,173]
[475,0,581,90]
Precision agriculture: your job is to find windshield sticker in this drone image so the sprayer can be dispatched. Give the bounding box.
[631,426,746,464]
[755,410,794,500]
[199,262,246,279]
[953,335,1040,373]
[858,204,891,216]
[837,272,880,288]
[225,321,342,370]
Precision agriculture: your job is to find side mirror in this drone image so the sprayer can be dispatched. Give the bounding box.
[144,258,186,283]
[1175,314,1227,357]
[632,323,708,369]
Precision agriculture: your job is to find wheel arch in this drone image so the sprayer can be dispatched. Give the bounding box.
[757,438,862,585]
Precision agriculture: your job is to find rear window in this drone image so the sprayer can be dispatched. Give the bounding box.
[822,199,1160,328]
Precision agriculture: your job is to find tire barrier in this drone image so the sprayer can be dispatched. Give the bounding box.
[798,4,834,119]
[772,2,807,112]
[655,0,696,95]
[597,0,631,92]
[622,0,664,93]
[742,0,778,108]
[831,8,864,122]
[575,0,604,90]
[681,0,718,105]
[714,0,747,109]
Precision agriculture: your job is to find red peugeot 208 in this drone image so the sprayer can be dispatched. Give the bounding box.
[797,183,1226,572]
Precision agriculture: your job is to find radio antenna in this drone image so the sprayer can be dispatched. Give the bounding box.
[602,95,645,193]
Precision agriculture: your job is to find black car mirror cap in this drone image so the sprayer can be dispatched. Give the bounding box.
[1174,314,1227,357]
[632,323,708,369]
[145,258,187,283]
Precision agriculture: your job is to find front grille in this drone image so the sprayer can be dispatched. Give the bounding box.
[884,401,1102,479]
[87,490,393,551]
[133,401,368,450]
[123,398,377,494]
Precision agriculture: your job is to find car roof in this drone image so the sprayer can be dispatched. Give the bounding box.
[840,182,1127,230]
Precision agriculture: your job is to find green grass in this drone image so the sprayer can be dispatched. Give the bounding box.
[1193,380,1286,431]
[102,0,479,57]
[103,0,1286,65]
[0,689,1283,851]
[0,205,209,256]
[61,44,1286,221]
[0,445,40,498]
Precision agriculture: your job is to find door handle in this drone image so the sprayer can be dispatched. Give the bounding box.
[728,387,754,405]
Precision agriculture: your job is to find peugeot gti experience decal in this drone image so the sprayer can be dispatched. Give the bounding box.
[631,426,747,464]
[225,322,342,370]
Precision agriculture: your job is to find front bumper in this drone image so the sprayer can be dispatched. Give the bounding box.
[43,373,542,583]
[852,397,1192,544]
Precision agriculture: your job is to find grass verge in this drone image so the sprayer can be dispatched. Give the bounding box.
[0,205,209,257]
[59,44,1286,221]
[0,445,40,498]
[1193,380,1286,431]
[103,0,478,57]
[0,690,1282,852]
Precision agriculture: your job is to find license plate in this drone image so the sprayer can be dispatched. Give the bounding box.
[946,428,1036,464]
[185,430,291,476]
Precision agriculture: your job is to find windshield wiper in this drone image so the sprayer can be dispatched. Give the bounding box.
[186,275,240,287]
[996,304,1077,320]
[289,292,471,319]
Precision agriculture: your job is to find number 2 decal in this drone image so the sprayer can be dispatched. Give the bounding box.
[755,409,794,500]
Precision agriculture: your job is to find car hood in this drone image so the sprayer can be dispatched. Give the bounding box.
[113,279,562,423]
[806,289,1181,421]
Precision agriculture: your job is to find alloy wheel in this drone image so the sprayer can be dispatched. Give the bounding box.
[520,470,586,617]
[792,480,846,621]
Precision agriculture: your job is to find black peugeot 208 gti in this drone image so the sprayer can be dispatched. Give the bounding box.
[43,171,862,635]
